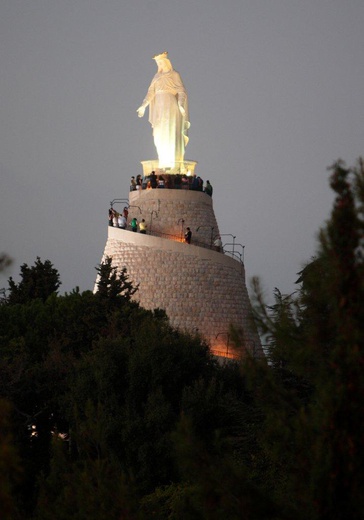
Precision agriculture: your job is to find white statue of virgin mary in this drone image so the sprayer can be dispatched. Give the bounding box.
[137,52,190,168]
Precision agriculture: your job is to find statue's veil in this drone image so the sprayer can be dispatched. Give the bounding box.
[153,52,173,73]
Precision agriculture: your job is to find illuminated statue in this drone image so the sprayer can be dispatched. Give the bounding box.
[137,52,190,168]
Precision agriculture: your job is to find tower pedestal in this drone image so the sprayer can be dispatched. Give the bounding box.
[141,159,197,176]
[100,186,262,359]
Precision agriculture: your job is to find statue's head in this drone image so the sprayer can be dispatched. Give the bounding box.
[153,51,173,72]
[153,51,168,61]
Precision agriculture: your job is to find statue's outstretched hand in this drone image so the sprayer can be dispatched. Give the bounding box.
[137,106,146,118]
[178,103,186,117]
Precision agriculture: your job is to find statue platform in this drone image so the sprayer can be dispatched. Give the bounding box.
[141,159,197,177]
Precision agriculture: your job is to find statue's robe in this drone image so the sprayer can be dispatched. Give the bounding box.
[143,70,190,168]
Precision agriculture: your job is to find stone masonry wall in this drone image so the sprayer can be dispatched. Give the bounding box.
[101,227,262,358]
[127,189,220,248]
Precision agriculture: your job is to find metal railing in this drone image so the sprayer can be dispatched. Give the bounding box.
[223,243,245,263]
[109,197,245,265]
[110,225,245,265]
[110,198,129,207]
[130,179,212,196]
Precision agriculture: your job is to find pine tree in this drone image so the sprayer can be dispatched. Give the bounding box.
[5,257,61,305]
[249,158,364,519]
[95,257,138,303]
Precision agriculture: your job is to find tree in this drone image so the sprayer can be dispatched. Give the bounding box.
[0,399,21,520]
[95,256,138,303]
[0,253,12,302]
[4,257,61,305]
[1,258,241,517]
[248,158,364,519]
[302,159,364,519]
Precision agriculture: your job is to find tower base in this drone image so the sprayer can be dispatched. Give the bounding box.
[100,188,262,359]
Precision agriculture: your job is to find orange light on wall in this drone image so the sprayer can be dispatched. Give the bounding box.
[211,348,240,360]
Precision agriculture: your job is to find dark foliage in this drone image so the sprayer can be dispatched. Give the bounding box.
[0,258,256,518]
[4,257,61,305]
[249,158,364,519]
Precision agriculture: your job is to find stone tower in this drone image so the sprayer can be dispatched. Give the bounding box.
[98,165,262,359]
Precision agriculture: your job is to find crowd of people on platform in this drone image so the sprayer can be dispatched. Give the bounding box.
[109,207,149,234]
[130,172,213,196]
[109,207,128,229]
